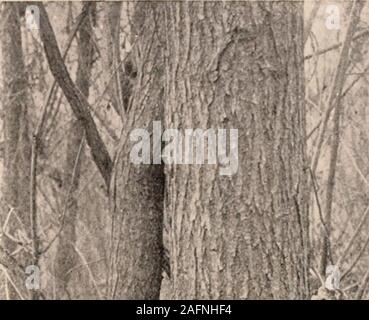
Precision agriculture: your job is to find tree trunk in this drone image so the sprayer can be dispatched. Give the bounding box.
[107,2,165,299]
[54,3,95,299]
[38,3,112,188]
[102,2,136,117]
[164,1,310,299]
[0,3,32,299]
[320,0,364,276]
[102,2,124,118]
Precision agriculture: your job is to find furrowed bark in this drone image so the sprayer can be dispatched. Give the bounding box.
[1,3,33,299]
[107,2,165,299]
[164,1,309,299]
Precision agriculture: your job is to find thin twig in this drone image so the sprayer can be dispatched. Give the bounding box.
[319,0,364,275]
[72,244,104,300]
[336,205,369,267]
[304,0,321,46]
[309,167,333,266]
[0,266,25,300]
[341,232,369,280]
[40,136,85,255]
[304,28,369,61]
[356,268,369,299]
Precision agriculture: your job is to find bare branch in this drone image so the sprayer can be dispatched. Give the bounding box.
[37,2,112,188]
[320,0,364,274]
[304,28,369,60]
[356,268,369,299]
[304,0,321,46]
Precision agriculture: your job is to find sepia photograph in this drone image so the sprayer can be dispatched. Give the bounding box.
[0,0,368,302]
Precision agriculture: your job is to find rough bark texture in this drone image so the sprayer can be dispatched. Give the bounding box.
[107,2,165,299]
[54,3,95,299]
[164,1,309,299]
[1,3,32,299]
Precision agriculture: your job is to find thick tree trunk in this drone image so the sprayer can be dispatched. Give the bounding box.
[54,3,95,299]
[107,2,164,299]
[164,1,309,299]
[1,3,32,299]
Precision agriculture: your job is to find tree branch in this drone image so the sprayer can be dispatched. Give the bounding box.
[319,0,364,275]
[304,0,321,46]
[304,28,369,60]
[37,3,112,188]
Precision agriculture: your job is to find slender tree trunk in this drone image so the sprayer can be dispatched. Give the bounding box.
[164,1,309,299]
[38,2,112,188]
[54,2,95,299]
[102,2,125,118]
[320,0,364,276]
[107,2,165,299]
[0,3,32,299]
[102,2,136,117]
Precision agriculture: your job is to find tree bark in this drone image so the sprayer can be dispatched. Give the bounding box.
[107,2,165,299]
[164,1,310,299]
[1,3,32,299]
[38,3,112,188]
[320,0,364,276]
